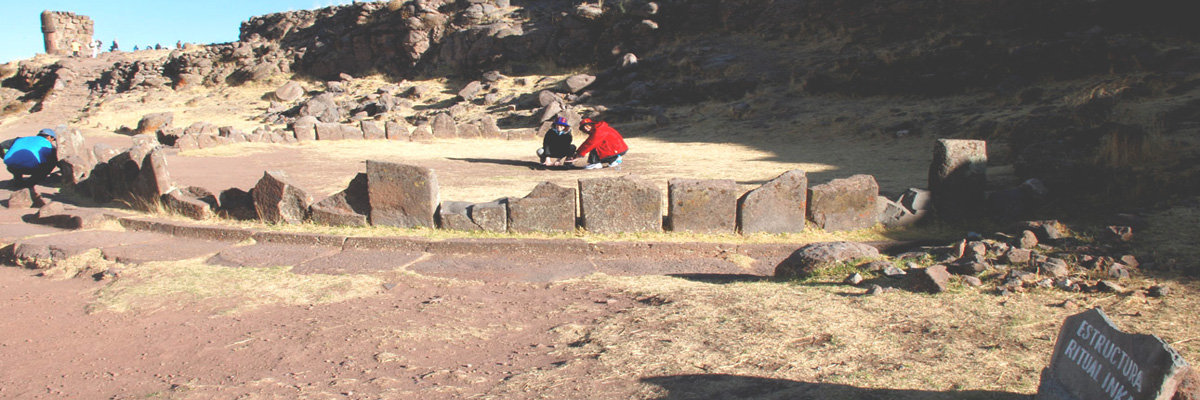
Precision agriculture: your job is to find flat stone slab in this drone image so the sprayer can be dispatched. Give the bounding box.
[0,223,66,244]
[10,230,168,268]
[206,244,341,268]
[101,238,234,264]
[292,250,424,275]
[410,254,597,282]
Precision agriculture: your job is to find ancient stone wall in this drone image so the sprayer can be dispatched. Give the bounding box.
[41,11,94,56]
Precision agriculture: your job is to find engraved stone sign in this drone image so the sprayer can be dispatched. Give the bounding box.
[1036,308,1190,400]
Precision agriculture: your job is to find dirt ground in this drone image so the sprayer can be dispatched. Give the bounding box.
[3,52,1199,400]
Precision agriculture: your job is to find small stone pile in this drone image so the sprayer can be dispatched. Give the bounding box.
[775,219,1161,297]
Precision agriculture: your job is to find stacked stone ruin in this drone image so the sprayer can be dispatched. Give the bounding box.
[31,124,998,237]
[41,11,94,56]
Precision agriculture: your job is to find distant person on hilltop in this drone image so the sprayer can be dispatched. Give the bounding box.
[1,129,59,188]
[565,118,627,170]
[89,40,100,58]
[537,117,576,167]
[132,45,139,51]
[70,40,82,57]
[110,39,119,52]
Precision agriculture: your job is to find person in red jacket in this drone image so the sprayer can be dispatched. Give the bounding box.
[566,118,628,169]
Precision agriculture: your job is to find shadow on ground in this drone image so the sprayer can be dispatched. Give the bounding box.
[642,374,1029,400]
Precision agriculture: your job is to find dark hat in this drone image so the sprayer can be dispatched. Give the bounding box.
[553,117,570,127]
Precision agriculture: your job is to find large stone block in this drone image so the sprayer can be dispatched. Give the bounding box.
[807,174,879,231]
[273,81,305,102]
[385,120,411,141]
[136,112,173,135]
[309,173,370,227]
[579,175,661,234]
[437,201,478,231]
[315,123,344,140]
[132,149,172,209]
[508,182,576,233]
[161,186,217,220]
[929,139,987,220]
[252,170,311,224]
[361,120,386,140]
[292,116,318,141]
[431,113,457,138]
[667,178,737,234]
[738,170,807,234]
[469,200,507,233]
[366,160,439,228]
[218,188,257,220]
[775,241,881,279]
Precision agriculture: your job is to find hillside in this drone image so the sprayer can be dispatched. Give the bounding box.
[2,0,1199,212]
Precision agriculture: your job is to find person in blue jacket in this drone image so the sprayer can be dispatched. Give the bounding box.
[1,129,59,187]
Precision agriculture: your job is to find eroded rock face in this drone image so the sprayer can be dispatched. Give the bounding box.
[579,175,661,234]
[739,170,807,234]
[252,170,311,224]
[366,160,439,228]
[807,174,879,232]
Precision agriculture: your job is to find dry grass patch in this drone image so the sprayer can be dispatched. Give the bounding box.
[482,274,1200,398]
[89,257,384,314]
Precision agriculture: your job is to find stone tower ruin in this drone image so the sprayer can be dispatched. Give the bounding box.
[41,10,94,56]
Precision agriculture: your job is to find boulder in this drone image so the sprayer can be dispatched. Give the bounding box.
[898,188,932,212]
[292,116,318,141]
[508,182,576,233]
[273,81,305,102]
[161,186,217,220]
[457,123,483,139]
[175,134,199,150]
[252,170,311,224]
[218,188,257,220]
[57,156,93,190]
[667,178,738,234]
[1041,258,1071,278]
[385,120,411,141]
[564,74,596,93]
[136,112,173,135]
[475,116,503,139]
[1017,230,1039,249]
[807,174,879,231]
[315,123,344,140]
[410,123,435,142]
[132,149,173,209]
[431,113,457,138]
[775,241,881,279]
[437,201,478,231]
[7,188,44,209]
[458,80,484,100]
[469,200,507,233]
[738,170,807,234]
[911,265,951,293]
[309,173,370,227]
[183,122,218,136]
[298,93,341,123]
[1003,248,1033,265]
[929,139,987,220]
[361,120,386,140]
[579,175,661,234]
[366,160,439,228]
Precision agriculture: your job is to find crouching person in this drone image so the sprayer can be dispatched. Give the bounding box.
[537,117,576,167]
[566,118,627,169]
[1,129,59,188]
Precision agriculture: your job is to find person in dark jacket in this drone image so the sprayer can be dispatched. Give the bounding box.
[566,118,627,169]
[537,117,576,167]
[1,129,59,187]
